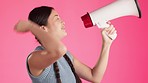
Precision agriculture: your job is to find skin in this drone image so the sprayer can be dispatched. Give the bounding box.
[14,9,117,83]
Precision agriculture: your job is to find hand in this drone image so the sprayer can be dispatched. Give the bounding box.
[101,24,117,45]
[14,20,32,33]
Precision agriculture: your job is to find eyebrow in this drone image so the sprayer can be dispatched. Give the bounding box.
[52,14,60,21]
[52,15,59,20]
[54,15,59,18]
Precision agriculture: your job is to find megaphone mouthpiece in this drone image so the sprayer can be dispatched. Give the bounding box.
[81,13,93,28]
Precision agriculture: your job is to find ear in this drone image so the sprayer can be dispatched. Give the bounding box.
[40,26,48,32]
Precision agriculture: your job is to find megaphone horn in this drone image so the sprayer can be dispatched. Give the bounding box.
[81,0,142,28]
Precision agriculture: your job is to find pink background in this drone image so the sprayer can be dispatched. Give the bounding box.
[1,0,148,83]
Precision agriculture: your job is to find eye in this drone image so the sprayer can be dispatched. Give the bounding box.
[56,17,61,21]
[57,17,60,20]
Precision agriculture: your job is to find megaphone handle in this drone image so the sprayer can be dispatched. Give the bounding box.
[104,24,117,40]
[96,23,117,40]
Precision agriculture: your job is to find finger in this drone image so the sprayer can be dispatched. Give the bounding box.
[109,27,115,35]
[110,29,117,36]
[107,21,111,25]
[106,25,113,33]
[112,30,117,35]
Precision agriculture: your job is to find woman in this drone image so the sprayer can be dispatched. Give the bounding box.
[14,6,117,83]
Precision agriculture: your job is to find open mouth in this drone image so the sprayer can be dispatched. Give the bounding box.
[61,27,65,30]
[61,26,65,30]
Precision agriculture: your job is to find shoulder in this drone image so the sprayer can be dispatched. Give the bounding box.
[27,46,45,60]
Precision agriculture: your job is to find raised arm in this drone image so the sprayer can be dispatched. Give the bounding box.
[73,24,117,83]
[14,20,67,76]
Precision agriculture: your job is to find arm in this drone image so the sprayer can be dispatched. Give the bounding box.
[73,25,117,83]
[14,20,67,76]
[14,20,67,54]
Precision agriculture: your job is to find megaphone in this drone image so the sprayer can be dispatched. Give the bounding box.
[81,0,141,28]
[81,0,141,39]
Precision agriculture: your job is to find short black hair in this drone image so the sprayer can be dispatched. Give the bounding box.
[28,6,54,26]
[28,6,54,44]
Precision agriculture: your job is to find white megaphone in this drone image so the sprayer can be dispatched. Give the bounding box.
[81,0,141,40]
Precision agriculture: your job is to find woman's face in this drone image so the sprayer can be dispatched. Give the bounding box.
[46,10,67,39]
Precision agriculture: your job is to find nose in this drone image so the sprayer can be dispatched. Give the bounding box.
[63,21,65,25]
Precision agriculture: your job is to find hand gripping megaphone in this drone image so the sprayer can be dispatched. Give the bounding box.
[81,0,142,40]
